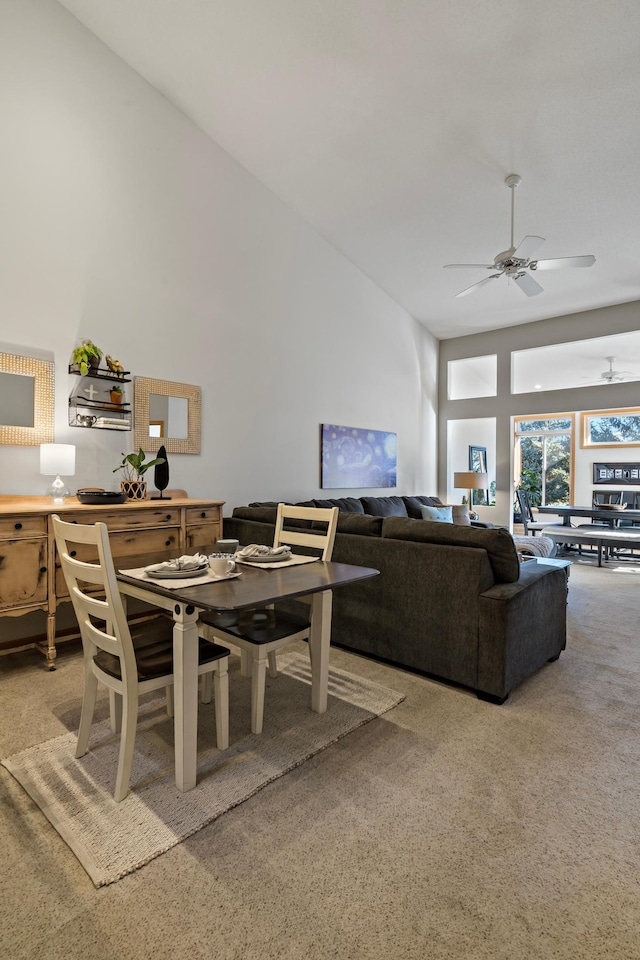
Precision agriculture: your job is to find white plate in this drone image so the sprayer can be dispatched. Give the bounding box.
[146,565,208,579]
[210,570,243,581]
[238,553,292,564]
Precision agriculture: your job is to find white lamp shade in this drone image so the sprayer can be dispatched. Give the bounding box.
[40,443,76,477]
[453,471,488,490]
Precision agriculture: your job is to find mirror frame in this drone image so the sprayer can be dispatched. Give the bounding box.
[0,352,54,445]
[134,376,201,454]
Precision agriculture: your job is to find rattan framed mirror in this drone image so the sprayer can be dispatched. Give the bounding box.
[134,377,201,454]
[0,352,55,445]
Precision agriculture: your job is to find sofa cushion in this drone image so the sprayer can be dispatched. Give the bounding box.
[402,495,443,518]
[248,501,289,508]
[336,513,384,537]
[381,516,520,583]
[451,504,471,526]
[312,497,365,513]
[232,505,278,524]
[360,496,408,518]
[421,505,453,523]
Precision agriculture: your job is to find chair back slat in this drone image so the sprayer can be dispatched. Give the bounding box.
[273,504,338,561]
[52,515,137,677]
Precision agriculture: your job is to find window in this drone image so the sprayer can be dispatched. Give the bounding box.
[448,355,497,400]
[581,408,640,447]
[514,415,574,506]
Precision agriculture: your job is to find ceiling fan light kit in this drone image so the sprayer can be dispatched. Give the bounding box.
[444,174,596,298]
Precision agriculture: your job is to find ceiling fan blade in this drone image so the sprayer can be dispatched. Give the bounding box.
[513,272,543,297]
[454,274,502,298]
[443,263,494,269]
[513,235,545,260]
[529,255,596,271]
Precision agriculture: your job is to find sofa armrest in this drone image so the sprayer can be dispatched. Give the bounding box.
[477,563,567,700]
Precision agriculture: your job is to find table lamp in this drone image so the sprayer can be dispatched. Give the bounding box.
[40,443,76,502]
[454,470,489,508]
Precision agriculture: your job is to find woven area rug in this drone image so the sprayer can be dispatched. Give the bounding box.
[2,651,403,887]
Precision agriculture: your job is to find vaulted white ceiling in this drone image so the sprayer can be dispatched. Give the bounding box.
[56,0,640,339]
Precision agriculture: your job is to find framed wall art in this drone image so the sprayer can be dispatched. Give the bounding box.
[593,462,640,485]
[321,424,397,489]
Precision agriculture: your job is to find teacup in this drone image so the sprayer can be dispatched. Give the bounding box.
[209,556,236,578]
[216,538,239,555]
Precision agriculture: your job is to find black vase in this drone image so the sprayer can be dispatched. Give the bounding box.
[152,445,170,500]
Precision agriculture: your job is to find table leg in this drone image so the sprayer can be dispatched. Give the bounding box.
[171,601,200,792]
[309,590,332,714]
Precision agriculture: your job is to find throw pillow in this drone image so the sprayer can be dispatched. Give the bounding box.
[450,504,471,526]
[421,505,453,523]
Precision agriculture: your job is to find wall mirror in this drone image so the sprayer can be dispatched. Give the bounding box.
[0,352,54,445]
[134,376,201,454]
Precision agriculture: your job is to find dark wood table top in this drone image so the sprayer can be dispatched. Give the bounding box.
[536,504,640,525]
[117,560,379,612]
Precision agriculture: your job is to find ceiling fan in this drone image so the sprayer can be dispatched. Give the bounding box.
[582,357,640,385]
[444,174,596,298]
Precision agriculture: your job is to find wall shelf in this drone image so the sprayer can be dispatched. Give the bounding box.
[68,366,132,431]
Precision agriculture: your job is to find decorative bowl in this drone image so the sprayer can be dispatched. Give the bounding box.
[76,490,127,505]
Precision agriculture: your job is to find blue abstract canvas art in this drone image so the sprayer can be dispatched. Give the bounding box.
[321,424,397,489]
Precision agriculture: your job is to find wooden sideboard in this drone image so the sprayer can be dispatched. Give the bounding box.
[0,495,224,669]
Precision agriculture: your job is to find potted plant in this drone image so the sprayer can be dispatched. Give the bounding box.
[109,385,123,405]
[71,339,103,376]
[113,448,165,500]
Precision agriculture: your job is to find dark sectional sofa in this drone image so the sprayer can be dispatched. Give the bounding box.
[224,495,568,704]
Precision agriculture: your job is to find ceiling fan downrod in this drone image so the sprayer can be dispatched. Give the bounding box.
[505,174,521,252]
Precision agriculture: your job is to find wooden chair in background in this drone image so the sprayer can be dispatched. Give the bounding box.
[199,504,339,734]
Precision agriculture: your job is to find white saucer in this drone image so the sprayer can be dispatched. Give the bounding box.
[209,570,242,581]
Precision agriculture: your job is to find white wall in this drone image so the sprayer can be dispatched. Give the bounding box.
[0,0,437,513]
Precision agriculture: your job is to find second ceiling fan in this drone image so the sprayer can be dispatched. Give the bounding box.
[444,174,596,298]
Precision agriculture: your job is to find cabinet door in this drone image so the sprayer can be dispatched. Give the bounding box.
[186,522,221,552]
[0,538,47,608]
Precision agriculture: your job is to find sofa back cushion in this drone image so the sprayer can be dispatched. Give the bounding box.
[232,505,278,524]
[381,516,520,583]
[311,497,365,513]
[402,495,442,518]
[335,513,384,537]
[360,496,408,518]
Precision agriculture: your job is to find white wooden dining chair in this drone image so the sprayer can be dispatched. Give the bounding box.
[199,504,339,735]
[52,515,230,802]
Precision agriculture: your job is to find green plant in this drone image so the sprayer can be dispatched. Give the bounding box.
[71,339,103,375]
[110,385,123,395]
[113,448,165,482]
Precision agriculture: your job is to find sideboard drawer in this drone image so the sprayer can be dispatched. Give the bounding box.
[55,526,181,598]
[0,516,47,540]
[186,506,221,524]
[0,538,48,608]
[63,508,182,531]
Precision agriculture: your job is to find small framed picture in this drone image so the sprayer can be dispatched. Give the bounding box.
[469,445,488,505]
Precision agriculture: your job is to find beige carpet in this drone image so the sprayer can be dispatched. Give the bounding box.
[3,561,640,959]
[1,651,404,887]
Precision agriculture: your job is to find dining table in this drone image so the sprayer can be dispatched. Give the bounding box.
[116,558,379,792]
[536,504,640,527]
